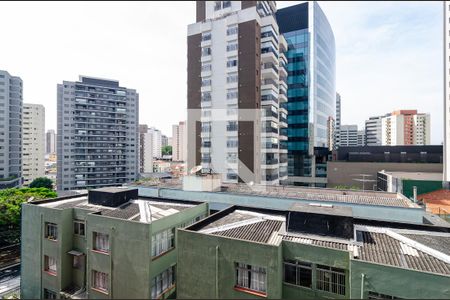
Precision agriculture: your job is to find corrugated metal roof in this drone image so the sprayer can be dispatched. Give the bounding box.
[357,231,450,275]
[211,220,283,244]
[402,234,450,257]
[282,234,349,250]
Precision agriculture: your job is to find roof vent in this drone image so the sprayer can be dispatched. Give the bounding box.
[88,187,138,207]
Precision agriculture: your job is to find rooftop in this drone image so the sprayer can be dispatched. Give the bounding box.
[382,171,443,181]
[188,206,450,275]
[220,184,416,208]
[38,196,195,224]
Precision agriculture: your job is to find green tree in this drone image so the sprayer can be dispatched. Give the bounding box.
[0,187,57,225]
[29,177,53,189]
[162,145,172,156]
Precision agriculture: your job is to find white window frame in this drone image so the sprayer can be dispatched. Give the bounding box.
[45,222,58,241]
[92,270,109,293]
[93,232,109,253]
[235,262,267,294]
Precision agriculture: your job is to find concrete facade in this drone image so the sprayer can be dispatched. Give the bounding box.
[172,121,186,162]
[23,103,45,185]
[46,129,56,155]
[381,110,430,146]
[0,70,22,188]
[56,76,139,191]
[20,189,209,299]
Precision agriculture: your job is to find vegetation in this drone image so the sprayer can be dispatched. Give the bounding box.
[0,188,57,226]
[29,177,53,189]
[162,145,172,156]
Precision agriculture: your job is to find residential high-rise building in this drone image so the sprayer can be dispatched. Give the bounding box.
[0,70,22,188]
[46,129,56,154]
[445,1,450,184]
[339,125,358,147]
[334,92,341,148]
[22,104,45,185]
[381,110,430,146]
[57,76,139,191]
[327,116,335,151]
[172,121,186,162]
[277,2,336,187]
[365,115,388,146]
[187,1,289,185]
[148,127,162,159]
[139,124,153,173]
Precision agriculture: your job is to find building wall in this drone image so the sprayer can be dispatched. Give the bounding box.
[327,161,443,190]
[350,260,450,299]
[23,103,45,185]
[177,229,282,299]
[339,125,358,147]
[445,1,450,183]
[172,121,186,162]
[365,115,385,146]
[46,129,56,154]
[0,70,22,187]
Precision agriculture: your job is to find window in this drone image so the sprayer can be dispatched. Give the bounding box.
[222,1,231,8]
[151,265,175,299]
[93,232,109,253]
[368,291,403,299]
[227,42,238,52]
[45,222,58,241]
[227,59,238,68]
[214,1,221,10]
[151,228,175,257]
[201,92,211,102]
[44,289,57,299]
[316,265,346,295]
[227,25,238,36]
[226,89,238,100]
[92,270,109,293]
[74,220,85,236]
[235,263,267,294]
[283,260,312,288]
[201,79,211,87]
[227,73,238,83]
[201,64,212,72]
[201,47,211,57]
[44,255,57,275]
[73,255,83,269]
[201,32,211,41]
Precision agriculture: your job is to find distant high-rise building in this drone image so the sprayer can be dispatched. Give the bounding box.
[339,125,358,147]
[277,2,336,187]
[23,104,45,185]
[46,129,56,154]
[0,70,22,188]
[161,135,168,148]
[365,115,388,146]
[172,121,186,162]
[57,76,139,191]
[148,127,162,159]
[327,116,335,151]
[139,124,153,173]
[334,93,341,148]
[381,110,430,146]
[445,1,450,184]
[187,1,288,185]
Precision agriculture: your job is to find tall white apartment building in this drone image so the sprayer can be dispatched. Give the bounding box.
[381,110,430,146]
[445,1,450,183]
[357,130,366,147]
[141,131,154,173]
[172,121,186,162]
[365,115,388,146]
[187,1,288,185]
[22,104,45,185]
[334,93,341,148]
[148,127,162,159]
[0,70,22,188]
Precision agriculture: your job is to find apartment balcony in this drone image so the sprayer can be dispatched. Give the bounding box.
[201,39,212,48]
[200,147,211,153]
[201,70,212,78]
[201,99,212,108]
[261,50,278,65]
[261,94,279,107]
[261,63,278,79]
[279,134,288,141]
[279,65,287,77]
[200,85,212,93]
[227,49,238,58]
[201,55,212,63]
[279,92,287,103]
[261,78,279,93]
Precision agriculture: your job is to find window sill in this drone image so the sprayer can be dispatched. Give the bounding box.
[155,284,176,299]
[151,247,175,261]
[45,238,58,242]
[91,249,110,255]
[282,281,312,290]
[234,286,267,298]
[44,270,57,277]
[91,287,109,295]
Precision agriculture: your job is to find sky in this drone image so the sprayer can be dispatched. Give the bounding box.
[0,1,443,143]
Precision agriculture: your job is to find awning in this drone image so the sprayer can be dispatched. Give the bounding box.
[68,250,84,256]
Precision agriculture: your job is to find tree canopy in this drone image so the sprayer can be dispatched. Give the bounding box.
[29,177,54,189]
[0,188,57,225]
[162,145,172,156]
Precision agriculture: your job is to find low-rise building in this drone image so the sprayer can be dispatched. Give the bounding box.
[377,171,443,199]
[178,204,450,299]
[20,187,208,299]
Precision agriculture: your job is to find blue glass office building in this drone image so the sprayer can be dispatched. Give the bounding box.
[277,1,336,186]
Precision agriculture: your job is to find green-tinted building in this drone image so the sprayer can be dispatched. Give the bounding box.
[20,187,208,299]
[178,203,450,299]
